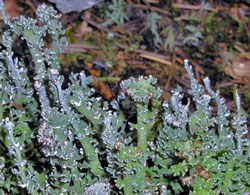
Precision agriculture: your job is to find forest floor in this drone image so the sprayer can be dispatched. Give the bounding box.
[1,0,250,134]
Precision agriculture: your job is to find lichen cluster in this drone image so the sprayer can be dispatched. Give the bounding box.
[0,2,249,194]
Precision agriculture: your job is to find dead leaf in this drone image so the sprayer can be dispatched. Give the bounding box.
[196,164,210,180]
[92,77,114,100]
[0,0,22,20]
[224,55,250,84]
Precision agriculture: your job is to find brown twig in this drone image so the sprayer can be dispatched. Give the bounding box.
[81,15,126,38]
[127,1,172,16]
[138,53,171,66]
[63,44,100,53]
[174,75,191,88]
[238,10,250,43]
[115,43,172,66]
[217,82,234,88]
[165,53,176,89]
[172,3,217,12]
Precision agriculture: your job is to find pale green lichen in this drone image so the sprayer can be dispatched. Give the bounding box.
[0,2,249,195]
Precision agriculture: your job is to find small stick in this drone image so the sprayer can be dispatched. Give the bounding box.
[0,0,8,24]
[172,3,216,12]
[127,1,172,16]
[81,15,126,38]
